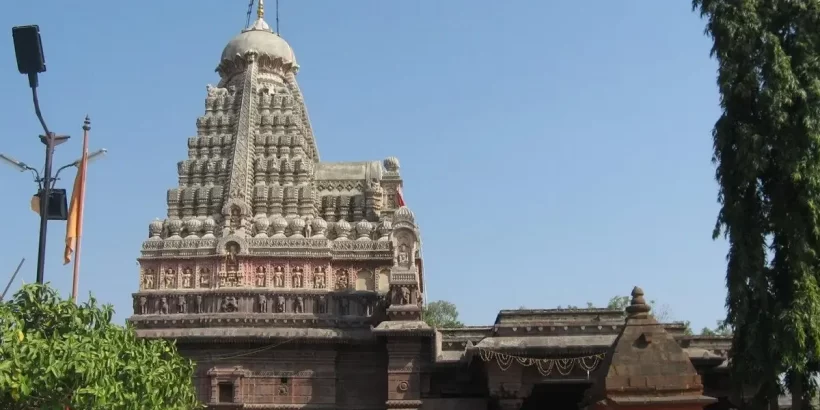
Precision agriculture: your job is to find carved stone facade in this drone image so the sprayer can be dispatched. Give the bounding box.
[130,8,741,410]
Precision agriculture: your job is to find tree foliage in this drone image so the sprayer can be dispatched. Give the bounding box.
[693,0,820,407]
[0,284,201,410]
[422,300,464,328]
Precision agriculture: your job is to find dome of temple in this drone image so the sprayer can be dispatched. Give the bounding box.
[394,206,415,223]
[220,18,296,65]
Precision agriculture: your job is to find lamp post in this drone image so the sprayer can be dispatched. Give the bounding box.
[11,24,66,284]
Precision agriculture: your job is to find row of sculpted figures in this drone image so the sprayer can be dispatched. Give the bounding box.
[136,292,385,317]
[140,263,389,292]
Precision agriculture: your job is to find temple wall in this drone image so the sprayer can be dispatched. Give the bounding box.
[179,344,343,406]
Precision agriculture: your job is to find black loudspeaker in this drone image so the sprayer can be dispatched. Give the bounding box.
[12,25,46,75]
[40,189,67,221]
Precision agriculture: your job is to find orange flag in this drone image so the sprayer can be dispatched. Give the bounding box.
[63,140,88,265]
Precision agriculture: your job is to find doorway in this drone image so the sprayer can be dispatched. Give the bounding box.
[519,382,590,410]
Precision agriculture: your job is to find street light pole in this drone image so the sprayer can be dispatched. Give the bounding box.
[13,25,69,284]
[35,134,55,284]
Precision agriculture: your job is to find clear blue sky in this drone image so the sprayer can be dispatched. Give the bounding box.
[0,1,726,330]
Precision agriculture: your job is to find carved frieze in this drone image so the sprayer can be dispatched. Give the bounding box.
[132,291,381,318]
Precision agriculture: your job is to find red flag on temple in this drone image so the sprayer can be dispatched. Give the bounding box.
[396,186,406,207]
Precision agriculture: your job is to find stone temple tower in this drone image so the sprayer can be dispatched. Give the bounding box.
[130,3,432,408]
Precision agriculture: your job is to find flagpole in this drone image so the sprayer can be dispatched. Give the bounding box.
[71,116,90,303]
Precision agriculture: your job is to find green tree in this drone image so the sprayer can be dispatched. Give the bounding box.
[692,1,820,407]
[422,300,464,328]
[0,284,202,409]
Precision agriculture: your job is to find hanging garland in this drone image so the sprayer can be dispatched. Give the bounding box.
[477,347,605,376]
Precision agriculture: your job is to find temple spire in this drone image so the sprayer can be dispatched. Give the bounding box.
[258,0,265,19]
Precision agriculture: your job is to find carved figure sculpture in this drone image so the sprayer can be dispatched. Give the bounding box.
[196,295,203,314]
[229,206,242,233]
[182,268,193,288]
[258,294,268,313]
[292,268,303,288]
[226,242,240,272]
[143,269,156,289]
[397,244,410,266]
[159,297,169,314]
[294,296,304,313]
[313,268,326,288]
[255,267,266,287]
[339,298,350,315]
[222,296,238,313]
[276,296,285,313]
[139,296,148,314]
[317,295,327,314]
[401,287,411,305]
[199,269,211,287]
[335,269,349,290]
[273,267,285,287]
[164,269,176,288]
[177,296,187,314]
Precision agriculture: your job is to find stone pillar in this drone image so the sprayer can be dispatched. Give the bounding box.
[385,339,425,410]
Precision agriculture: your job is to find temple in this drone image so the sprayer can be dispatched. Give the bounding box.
[128,4,739,410]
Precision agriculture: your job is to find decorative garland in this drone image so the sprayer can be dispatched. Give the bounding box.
[477,348,605,376]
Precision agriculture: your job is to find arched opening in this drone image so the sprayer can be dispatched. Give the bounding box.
[355,270,374,291]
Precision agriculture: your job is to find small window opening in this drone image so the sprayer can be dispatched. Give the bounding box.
[218,382,234,403]
[280,377,289,384]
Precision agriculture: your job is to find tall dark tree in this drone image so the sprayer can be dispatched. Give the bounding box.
[693,1,820,408]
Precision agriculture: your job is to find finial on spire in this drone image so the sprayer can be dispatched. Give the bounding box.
[625,286,651,319]
[258,0,265,19]
[82,115,91,131]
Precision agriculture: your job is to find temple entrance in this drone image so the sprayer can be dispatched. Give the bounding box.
[520,382,590,410]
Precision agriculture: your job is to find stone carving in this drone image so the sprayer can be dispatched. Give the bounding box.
[222,296,239,313]
[182,268,193,288]
[397,244,410,266]
[317,295,327,314]
[412,288,421,306]
[313,267,326,289]
[177,296,187,314]
[195,295,203,314]
[139,296,148,314]
[292,267,303,288]
[276,296,285,313]
[294,296,304,313]
[225,242,240,272]
[393,286,411,306]
[159,297,169,314]
[142,269,156,290]
[258,294,267,313]
[255,267,266,287]
[339,298,350,315]
[335,269,350,290]
[163,269,176,288]
[229,206,242,233]
[199,268,211,287]
[273,266,285,287]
